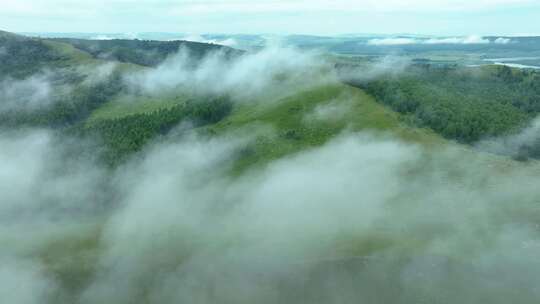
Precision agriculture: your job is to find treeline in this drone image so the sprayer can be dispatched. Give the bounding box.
[82,96,232,165]
[343,64,540,144]
[53,38,242,67]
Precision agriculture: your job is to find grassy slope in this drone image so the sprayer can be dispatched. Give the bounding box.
[86,93,190,125]
[85,74,518,175]
[85,80,444,171]
[206,82,443,172]
[43,40,95,65]
[44,39,144,73]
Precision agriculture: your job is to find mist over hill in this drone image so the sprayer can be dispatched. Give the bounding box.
[21,32,540,67]
[2,29,540,303]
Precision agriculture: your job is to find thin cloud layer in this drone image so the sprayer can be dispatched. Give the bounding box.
[3,126,540,303]
[0,75,54,113]
[367,35,501,45]
[494,37,513,44]
[126,44,332,99]
[180,34,238,47]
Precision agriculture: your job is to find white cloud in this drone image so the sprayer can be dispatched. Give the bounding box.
[0,258,55,304]
[367,38,418,45]
[368,35,492,45]
[127,44,331,99]
[78,130,540,303]
[91,35,115,40]
[180,34,238,47]
[476,116,540,157]
[494,37,513,44]
[4,121,540,302]
[0,74,53,113]
[424,35,490,44]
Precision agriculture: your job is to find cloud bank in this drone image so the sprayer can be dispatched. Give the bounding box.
[0,75,54,113]
[367,35,507,45]
[3,125,540,303]
[179,34,238,47]
[126,44,332,100]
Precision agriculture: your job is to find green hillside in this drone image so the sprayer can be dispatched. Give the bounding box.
[339,62,540,158]
[0,31,67,78]
[5,29,540,304]
[53,37,243,67]
[344,64,540,142]
[206,83,442,172]
[4,29,535,166]
[0,31,240,131]
[81,80,443,169]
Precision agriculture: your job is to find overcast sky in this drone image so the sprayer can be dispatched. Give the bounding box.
[2,0,540,35]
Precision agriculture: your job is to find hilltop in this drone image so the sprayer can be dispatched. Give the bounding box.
[3,30,540,166]
[0,30,444,169]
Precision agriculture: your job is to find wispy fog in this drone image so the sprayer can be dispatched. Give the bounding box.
[126,44,332,100]
[476,116,540,159]
[337,56,411,83]
[0,62,118,114]
[367,35,509,46]
[2,123,540,303]
[0,74,54,113]
[180,34,238,47]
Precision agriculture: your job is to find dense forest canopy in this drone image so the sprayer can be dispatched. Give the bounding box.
[0,31,65,78]
[340,62,540,158]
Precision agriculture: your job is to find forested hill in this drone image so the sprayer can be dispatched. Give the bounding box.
[0,30,68,78]
[51,38,243,67]
[0,29,239,131]
[0,30,243,79]
[3,28,540,165]
[339,62,540,159]
[0,30,242,165]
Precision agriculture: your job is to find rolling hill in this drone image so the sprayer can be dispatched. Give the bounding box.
[4,30,540,304]
[0,30,445,168]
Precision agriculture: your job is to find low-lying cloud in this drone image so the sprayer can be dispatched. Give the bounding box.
[476,116,540,159]
[3,122,540,303]
[367,35,509,46]
[0,258,56,304]
[126,44,332,100]
[179,34,238,47]
[0,62,120,115]
[494,37,513,44]
[0,74,54,113]
[337,56,411,83]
